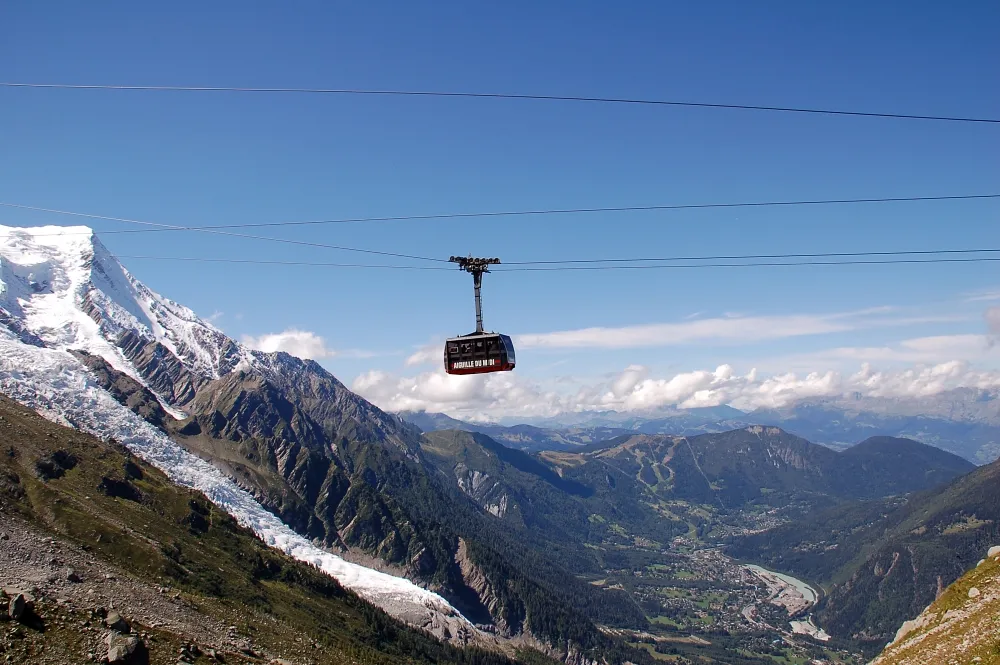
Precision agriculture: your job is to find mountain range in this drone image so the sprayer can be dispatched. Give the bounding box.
[401,386,1000,463]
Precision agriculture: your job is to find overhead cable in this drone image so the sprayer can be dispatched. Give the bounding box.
[494,257,1000,270]
[114,255,451,270]
[2,82,998,124]
[115,253,1000,271]
[2,193,998,237]
[505,247,1000,266]
[0,202,445,263]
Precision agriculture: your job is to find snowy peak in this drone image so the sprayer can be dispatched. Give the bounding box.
[0,225,419,448]
[0,225,256,406]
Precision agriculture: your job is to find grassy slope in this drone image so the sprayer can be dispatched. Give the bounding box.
[0,395,550,665]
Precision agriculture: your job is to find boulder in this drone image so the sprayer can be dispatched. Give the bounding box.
[105,631,145,664]
[969,586,981,599]
[988,545,1000,558]
[8,592,35,622]
[105,609,131,633]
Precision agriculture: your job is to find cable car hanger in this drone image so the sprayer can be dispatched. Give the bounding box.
[443,256,516,375]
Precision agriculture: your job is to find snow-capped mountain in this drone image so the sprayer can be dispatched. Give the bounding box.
[1,226,256,404]
[0,225,473,640]
[0,225,414,448]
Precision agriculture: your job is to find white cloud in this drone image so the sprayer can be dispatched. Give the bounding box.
[405,343,442,367]
[621,366,736,410]
[965,289,1000,303]
[611,364,648,397]
[513,307,950,350]
[242,329,336,360]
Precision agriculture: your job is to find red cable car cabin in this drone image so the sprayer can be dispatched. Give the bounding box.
[444,333,516,375]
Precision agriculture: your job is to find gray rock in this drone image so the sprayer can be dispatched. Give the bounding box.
[67,569,83,583]
[105,610,131,633]
[988,545,1000,558]
[104,632,143,663]
[8,593,34,622]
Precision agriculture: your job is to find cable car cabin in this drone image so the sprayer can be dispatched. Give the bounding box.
[444,333,516,375]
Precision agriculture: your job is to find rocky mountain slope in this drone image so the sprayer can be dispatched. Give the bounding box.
[0,337,473,639]
[0,395,542,665]
[541,429,972,511]
[870,544,1000,665]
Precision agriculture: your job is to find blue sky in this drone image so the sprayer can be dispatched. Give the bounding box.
[1,2,998,417]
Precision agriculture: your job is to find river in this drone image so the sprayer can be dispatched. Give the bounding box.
[745,564,818,604]
[744,564,830,641]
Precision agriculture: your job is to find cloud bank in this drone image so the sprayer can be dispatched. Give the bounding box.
[352,359,1000,421]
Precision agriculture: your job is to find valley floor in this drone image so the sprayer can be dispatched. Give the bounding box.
[587,530,864,664]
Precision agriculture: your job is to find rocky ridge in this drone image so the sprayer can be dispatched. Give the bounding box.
[871,544,1000,665]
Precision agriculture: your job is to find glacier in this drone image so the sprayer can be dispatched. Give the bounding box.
[0,331,476,640]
